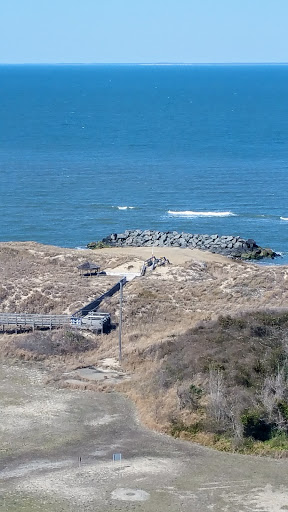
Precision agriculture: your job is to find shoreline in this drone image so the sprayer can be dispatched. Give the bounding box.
[0,239,285,267]
[89,229,279,261]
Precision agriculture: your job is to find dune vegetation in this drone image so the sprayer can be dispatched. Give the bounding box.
[1,241,288,456]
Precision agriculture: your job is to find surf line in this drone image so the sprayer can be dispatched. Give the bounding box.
[167,210,236,217]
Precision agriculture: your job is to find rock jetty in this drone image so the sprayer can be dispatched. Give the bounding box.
[87,230,277,260]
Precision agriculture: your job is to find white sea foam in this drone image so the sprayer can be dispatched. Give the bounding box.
[114,206,135,210]
[168,210,236,217]
[280,217,288,221]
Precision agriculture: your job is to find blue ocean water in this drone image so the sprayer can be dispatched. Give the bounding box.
[0,64,288,262]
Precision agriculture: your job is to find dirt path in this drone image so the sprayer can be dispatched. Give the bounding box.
[0,363,288,512]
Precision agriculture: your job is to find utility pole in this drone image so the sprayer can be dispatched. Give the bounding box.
[118,280,123,363]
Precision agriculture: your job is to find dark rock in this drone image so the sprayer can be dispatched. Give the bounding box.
[88,230,278,260]
[247,238,257,248]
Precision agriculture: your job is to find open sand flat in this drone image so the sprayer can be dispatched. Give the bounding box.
[1,362,288,512]
[61,242,233,268]
[95,245,232,265]
[0,241,230,261]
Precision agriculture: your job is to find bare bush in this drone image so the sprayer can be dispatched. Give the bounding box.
[12,329,98,357]
[261,365,288,431]
[208,368,226,423]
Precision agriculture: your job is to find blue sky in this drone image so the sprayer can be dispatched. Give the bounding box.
[0,0,287,64]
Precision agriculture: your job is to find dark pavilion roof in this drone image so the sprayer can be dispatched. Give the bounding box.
[77,261,100,271]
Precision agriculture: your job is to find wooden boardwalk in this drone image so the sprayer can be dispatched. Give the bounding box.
[0,278,127,333]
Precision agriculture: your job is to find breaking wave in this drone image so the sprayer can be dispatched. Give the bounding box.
[280,217,288,221]
[113,206,135,210]
[168,210,236,217]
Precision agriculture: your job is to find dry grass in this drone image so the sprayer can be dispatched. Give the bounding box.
[0,242,131,315]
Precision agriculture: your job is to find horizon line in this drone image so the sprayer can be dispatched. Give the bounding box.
[0,61,288,66]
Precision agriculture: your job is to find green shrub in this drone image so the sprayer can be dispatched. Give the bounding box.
[189,384,203,397]
[241,409,274,441]
[87,241,111,249]
[170,419,202,437]
[177,384,203,410]
[265,431,288,450]
[277,400,288,421]
[218,315,247,329]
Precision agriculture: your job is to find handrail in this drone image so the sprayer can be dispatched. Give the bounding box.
[72,277,127,317]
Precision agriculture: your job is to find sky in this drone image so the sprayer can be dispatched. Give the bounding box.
[0,0,287,64]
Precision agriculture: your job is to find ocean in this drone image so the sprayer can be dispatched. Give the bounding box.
[0,64,288,262]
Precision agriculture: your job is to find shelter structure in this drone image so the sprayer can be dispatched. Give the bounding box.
[77,261,100,277]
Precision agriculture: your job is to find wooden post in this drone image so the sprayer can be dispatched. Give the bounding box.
[118,280,123,363]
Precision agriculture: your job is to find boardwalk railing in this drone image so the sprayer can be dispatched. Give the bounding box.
[0,313,70,329]
[72,277,127,317]
[0,312,111,333]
